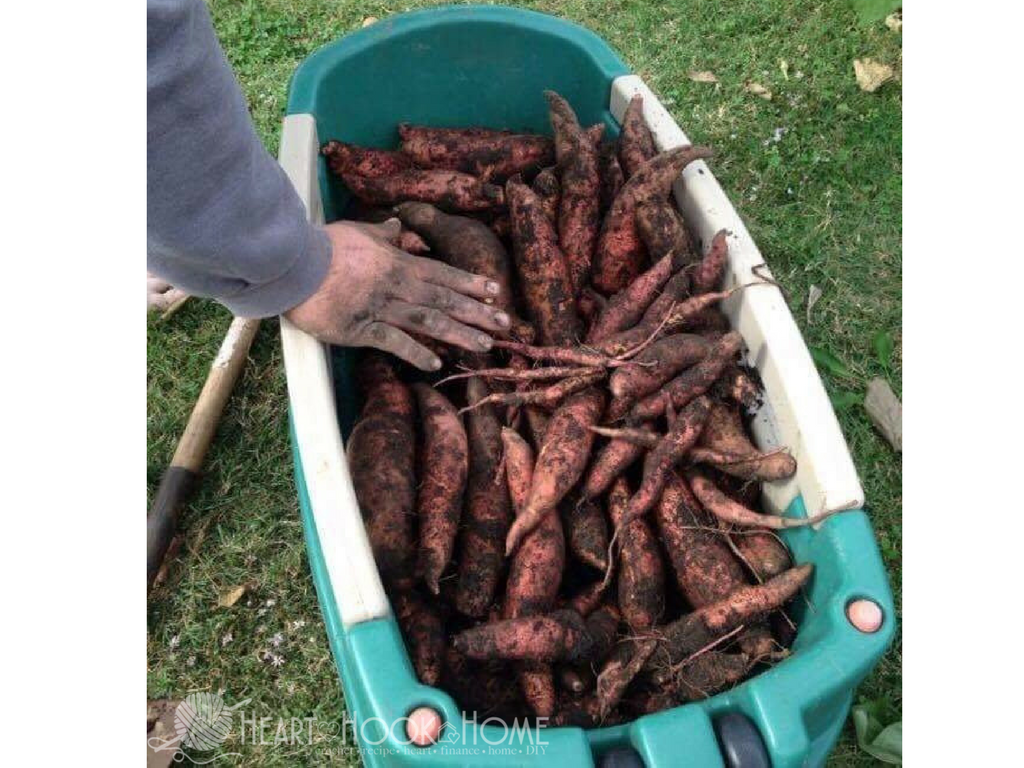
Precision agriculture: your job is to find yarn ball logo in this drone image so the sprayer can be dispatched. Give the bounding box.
[174,693,234,751]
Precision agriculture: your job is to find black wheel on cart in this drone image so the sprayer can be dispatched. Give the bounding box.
[714,712,771,768]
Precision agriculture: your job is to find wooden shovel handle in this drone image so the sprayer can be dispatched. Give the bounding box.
[147,316,261,589]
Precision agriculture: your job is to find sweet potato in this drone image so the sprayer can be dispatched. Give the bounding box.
[690,229,729,294]
[584,605,622,662]
[506,177,582,345]
[343,169,504,211]
[688,470,844,529]
[321,140,415,178]
[655,475,748,607]
[581,423,652,499]
[506,388,606,554]
[598,141,625,216]
[732,530,793,581]
[622,396,711,524]
[491,339,615,368]
[592,145,713,294]
[545,93,602,295]
[452,608,593,662]
[659,651,753,702]
[646,564,813,670]
[586,253,675,343]
[557,665,592,695]
[412,384,469,594]
[617,94,657,177]
[594,287,734,358]
[502,429,565,620]
[392,590,444,686]
[454,378,513,617]
[524,405,549,448]
[347,355,416,588]
[636,200,697,267]
[564,497,610,571]
[531,167,560,224]
[606,334,710,418]
[608,477,665,630]
[628,331,744,420]
[398,123,554,181]
[689,446,797,482]
[395,202,515,315]
[700,405,794,483]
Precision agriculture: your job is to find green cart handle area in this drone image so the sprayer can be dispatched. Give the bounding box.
[279,6,895,766]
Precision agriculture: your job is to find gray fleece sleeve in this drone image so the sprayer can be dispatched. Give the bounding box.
[147,0,331,318]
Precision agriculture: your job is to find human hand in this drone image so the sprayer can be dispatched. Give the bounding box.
[285,219,510,370]
[147,273,188,312]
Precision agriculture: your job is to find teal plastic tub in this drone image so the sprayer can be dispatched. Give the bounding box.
[277,6,895,766]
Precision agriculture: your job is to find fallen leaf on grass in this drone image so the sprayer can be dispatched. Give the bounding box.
[361,16,378,28]
[806,284,823,324]
[872,330,894,369]
[885,10,902,33]
[780,59,789,80]
[218,584,248,608]
[688,71,719,84]
[854,58,894,92]
[810,346,856,380]
[852,699,902,764]
[744,82,773,100]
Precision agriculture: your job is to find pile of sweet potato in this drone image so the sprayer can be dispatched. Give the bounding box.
[329,92,824,727]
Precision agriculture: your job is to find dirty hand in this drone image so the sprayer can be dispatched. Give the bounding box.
[147,273,188,311]
[285,219,509,370]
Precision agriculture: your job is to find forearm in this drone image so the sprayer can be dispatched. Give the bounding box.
[146,0,329,317]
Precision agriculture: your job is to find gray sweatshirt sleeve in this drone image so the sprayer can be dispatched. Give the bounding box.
[147,0,331,318]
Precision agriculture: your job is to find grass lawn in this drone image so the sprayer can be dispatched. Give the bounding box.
[147,1,901,764]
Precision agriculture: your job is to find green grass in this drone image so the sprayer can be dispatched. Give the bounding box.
[148,1,901,764]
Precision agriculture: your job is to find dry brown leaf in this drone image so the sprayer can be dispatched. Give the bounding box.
[361,16,378,28]
[806,284,822,324]
[853,58,894,93]
[217,584,247,608]
[688,70,719,84]
[744,82,773,100]
[885,11,902,33]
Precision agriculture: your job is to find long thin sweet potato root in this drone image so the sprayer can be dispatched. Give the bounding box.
[454,378,513,617]
[608,477,666,630]
[412,384,468,594]
[581,424,651,499]
[506,388,606,554]
[622,395,711,524]
[321,140,415,178]
[606,334,710,419]
[461,369,605,414]
[343,169,504,211]
[688,470,848,529]
[506,177,582,345]
[392,589,444,686]
[502,428,566,620]
[592,145,713,294]
[398,123,554,181]
[347,355,416,588]
[452,609,593,662]
[628,332,744,420]
[586,253,675,343]
[617,94,657,177]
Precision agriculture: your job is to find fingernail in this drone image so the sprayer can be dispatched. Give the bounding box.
[478,334,493,351]
[495,311,510,328]
[485,280,500,295]
[430,356,442,371]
